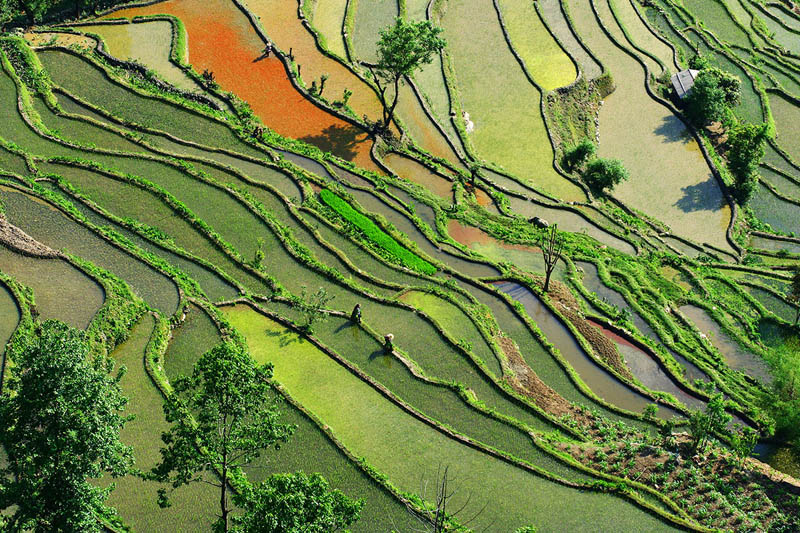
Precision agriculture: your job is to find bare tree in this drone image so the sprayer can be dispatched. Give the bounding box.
[408,464,490,532]
[539,223,564,293]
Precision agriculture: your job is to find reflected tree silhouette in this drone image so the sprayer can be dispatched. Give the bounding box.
[300,123,370,161]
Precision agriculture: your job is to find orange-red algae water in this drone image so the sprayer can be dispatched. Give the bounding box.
[107,0,377,170]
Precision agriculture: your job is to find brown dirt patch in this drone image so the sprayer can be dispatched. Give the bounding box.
[0,215,61,258]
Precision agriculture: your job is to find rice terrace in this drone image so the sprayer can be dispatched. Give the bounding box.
[2,0,800,530]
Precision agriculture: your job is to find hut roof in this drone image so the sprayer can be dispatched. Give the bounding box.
[671,69,700,99]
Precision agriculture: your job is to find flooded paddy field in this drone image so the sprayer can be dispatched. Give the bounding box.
[3,0,800,528]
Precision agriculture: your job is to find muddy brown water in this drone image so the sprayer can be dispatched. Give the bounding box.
[588,318,705,410]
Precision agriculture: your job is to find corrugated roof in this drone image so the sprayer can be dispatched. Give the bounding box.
[671,69,700,99]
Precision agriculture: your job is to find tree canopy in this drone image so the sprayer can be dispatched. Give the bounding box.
[582,157,629,195]
[726,122,768,204]
[0,320,133,532]
[685,67,741,126]
[562,139,596,172]
[372,18,446,129]
[152,341,294,533]
[231,472,363,533]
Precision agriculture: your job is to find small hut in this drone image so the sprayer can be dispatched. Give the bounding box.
[671,69,700,99]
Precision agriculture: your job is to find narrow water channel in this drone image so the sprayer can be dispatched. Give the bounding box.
[495,281,679,419]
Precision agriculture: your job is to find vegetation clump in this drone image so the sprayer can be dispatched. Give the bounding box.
[0,320,133,532]
[319,189,436,274]
[582,157,629,195]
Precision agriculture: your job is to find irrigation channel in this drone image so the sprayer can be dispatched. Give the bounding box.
[1,0,800,528]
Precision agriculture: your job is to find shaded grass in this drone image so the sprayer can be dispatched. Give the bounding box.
[399,290,502,377]
[37,50,263,158]
[684,0,751,47]
[164,303,222,381]
[749,182,800,234]
[105,314,219,531]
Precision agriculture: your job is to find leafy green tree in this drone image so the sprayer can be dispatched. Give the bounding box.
[152,342,294,533]
[688,53,709,70]
[643,403,659,421]
[688,392,731,454]
[0,320,133,532]
[371,18,446,130]
[788,268,800,326]
[726,122,768,204]
[0,0,17,31]
[730,424,759,467]
[685,68,741,126]
[582,157,629,195]
[562,138,596,172]
[231,472,363,533]
[18,0,53,23]
[763,337,800,452]
[296,286,334,333]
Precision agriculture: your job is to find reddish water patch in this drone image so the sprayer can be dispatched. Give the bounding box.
[383,152,453,199]
[588,319,638,350]
[474,187,493,208]
[107,0,377,170]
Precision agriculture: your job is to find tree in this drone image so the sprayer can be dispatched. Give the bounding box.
[688,392,731,454]
[788,268,800,326]
[582,157,629,195]
[562,138,596,172]
[539,223,564,293]
[726,122,768,204]
[231,472,363,533]
[0,320,133,532]
[371,18,446,130]
[730,424,758,467]
[685,67,741,126]
[296,286,334,333]
[18,0,54,23]
[412,465,487,532]
[0,0,16,31]
[152,342,294,533]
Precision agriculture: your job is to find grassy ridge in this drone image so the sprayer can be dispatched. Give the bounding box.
[319,188,437,275]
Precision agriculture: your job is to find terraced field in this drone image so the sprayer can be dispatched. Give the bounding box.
[2,0,800,530]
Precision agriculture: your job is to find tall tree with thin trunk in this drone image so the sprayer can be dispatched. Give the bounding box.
[370,18,445,131]
[539,223,564,293]
[152,342,294,533]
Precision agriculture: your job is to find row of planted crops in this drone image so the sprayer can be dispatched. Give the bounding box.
[1,0,800,530]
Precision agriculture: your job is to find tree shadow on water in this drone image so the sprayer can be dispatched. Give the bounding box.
[265,327,303,348]
[299,123,370,162]
[653,115,693,144]
[674,177,727,213]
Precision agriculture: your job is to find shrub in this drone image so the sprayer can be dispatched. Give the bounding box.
[726,122,768,204]
[685,67,741,126]
[562,139,596,171]
[583,158,629,195]
[319,189,436,275]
